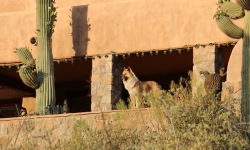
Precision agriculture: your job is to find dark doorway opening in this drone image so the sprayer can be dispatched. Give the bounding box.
[121,50,193,102]
[54,59,92,113]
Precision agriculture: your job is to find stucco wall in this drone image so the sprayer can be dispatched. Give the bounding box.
[0,0,123,12]
[0,0,243,63]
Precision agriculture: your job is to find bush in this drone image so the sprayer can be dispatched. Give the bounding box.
[62,76,250,149]
[9,75,250,149]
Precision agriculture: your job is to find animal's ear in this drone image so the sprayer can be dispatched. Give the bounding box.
[220,67,225,71]
[128,66,131,71]
[123,67,126,70]
[128,66,135,75]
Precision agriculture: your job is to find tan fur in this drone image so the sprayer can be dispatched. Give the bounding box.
[122,67,162,108]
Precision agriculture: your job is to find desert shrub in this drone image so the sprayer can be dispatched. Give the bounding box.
[8,75,250,149]
[62,119,142,150]
[61,76,250,149]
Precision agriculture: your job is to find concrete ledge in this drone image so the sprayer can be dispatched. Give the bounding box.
[0,108,151,121]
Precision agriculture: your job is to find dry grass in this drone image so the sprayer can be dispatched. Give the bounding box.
[7,75,250,149]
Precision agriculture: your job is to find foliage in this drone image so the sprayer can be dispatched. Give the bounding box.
[62,77,250,149]
[7,75,250,149]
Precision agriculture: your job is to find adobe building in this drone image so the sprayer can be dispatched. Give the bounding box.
[0,0,244,114]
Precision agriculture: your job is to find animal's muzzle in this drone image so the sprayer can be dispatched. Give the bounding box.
[121,76,128,81]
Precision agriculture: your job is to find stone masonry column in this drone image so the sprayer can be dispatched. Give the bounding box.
[192,45,224,95]
[91,55,123,111]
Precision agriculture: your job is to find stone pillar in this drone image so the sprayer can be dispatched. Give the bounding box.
[192,45,224,95]
[91,55,123,111]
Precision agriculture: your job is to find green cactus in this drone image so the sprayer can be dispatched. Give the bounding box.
[18,65,39,89]
[215,0,250,138]
[220,1,245,19]
[35,0,57,113]
[216,14,243,39]
[236,0,250,10]
[14,47,35,67]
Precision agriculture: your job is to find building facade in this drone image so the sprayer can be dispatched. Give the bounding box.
[0,0,243,113]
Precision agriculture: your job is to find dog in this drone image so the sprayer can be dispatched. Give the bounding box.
[121,67,162,108]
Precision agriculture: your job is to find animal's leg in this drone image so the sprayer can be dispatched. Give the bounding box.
[135,97,139,108]
[130,95,136,108]
[135,95,144,108]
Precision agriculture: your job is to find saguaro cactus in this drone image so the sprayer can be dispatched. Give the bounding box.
[18,65,39,89]
[14,47,36,67]
[35,0,57,113]
[214,0,250,137]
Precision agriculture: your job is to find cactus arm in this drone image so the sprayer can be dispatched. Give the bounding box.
[18,65,39,89]
[216,14,243,39]
[220,1,245,19]
[35,0,57,113]
[14,47,35,67]
[236,0,250,10]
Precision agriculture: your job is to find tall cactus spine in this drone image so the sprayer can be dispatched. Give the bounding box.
[35,0,57,113]
[242,10,250,137]
[215,0,250,138]
[236,0,250,10]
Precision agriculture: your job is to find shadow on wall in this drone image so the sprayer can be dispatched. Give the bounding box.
[214,47,225,74]
[214,46,234,82]
[72,5,89,56]
[53,5,92,113]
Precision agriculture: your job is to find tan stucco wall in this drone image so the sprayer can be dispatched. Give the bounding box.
[22,97,36,113]
[0,0,244,63]
[221,39,242,102]
[0,0,123,12]
[227,39,242,82]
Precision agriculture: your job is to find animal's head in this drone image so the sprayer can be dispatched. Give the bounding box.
[121,67,135,82]
[219,67,225,72]
[199,70,210,77]
[219,67,227,77]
